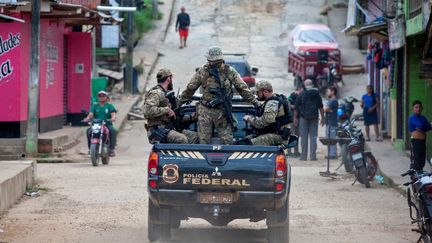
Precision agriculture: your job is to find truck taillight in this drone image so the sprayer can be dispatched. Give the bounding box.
[148,152,158,175]
[276,154,287,177]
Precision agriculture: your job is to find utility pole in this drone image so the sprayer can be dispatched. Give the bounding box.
[152,0,158,19]
[25,0,41,155]
[124,0,134,94]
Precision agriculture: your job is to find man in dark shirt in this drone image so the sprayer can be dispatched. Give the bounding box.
[175,6,190,49]
[409,100,432,170]
[288,84,304,157]
[324,87,339,159]
[294,79,324,161]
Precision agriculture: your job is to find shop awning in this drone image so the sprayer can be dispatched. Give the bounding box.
[0,1,28,22]
[358,21,387,35]
[0,12,25,22]
[343,0,388,37]
[40,2,122,25]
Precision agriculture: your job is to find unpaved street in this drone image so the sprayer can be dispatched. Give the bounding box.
[0,119,416,243]
[0,0,418,242]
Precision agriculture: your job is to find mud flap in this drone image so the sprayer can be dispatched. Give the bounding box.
[266,199,289,227]
[149,199,170,225]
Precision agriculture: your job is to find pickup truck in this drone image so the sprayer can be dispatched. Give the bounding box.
[147,97,297,243]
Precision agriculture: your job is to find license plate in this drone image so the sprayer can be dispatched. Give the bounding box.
[351,152,363,161]
[198,192,234,204]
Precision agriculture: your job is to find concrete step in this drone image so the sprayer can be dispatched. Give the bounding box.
[0,139,26,158]
[38,126,86,153]
[0,160,36,213]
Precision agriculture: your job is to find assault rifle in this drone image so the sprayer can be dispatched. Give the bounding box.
[165,90,183,132]
[208,67,234,128]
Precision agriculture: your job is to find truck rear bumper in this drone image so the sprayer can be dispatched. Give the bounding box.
[149,189,288,210]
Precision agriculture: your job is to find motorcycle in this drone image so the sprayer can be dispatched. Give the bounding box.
[402,169,432,243]
[88,119,111,166]
[337,96,358,124]
[337,115,378,187]
[316,63,339,92]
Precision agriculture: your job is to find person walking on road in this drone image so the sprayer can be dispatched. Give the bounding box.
[360,85,382,141]
[175,6,190,49]
[409,100,432,170]
[287,84,304,157]
[324,86,338,159]
[294,79,324,161]
[178,46,259,144]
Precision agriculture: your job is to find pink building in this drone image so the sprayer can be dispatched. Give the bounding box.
[0,1,118,138]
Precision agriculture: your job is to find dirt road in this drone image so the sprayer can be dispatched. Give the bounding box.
[0,0,417,242]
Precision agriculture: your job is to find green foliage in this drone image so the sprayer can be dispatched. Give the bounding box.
[131,0,163,40]
[134,11,153,37]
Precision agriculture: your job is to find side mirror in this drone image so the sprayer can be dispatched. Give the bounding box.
[285,135,298,148]
[251,67,259,76]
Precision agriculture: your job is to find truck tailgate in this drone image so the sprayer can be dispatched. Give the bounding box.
[153,144,282,192]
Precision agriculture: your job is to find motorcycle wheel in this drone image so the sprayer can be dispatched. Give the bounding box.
[365,153,378,181]
[90,144,99,167]
[359,166,370,188]
[341,145,353,173]
[419,201,432,243]
[422,235,431,243]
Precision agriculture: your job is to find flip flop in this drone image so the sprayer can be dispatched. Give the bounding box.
[376,138,383,142]
[366,138,371,142]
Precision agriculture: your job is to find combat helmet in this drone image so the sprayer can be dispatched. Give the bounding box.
[205,46,224,61]
[256,80,273,92]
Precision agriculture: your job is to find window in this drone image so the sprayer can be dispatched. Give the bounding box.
[298,30,336,43]
[408,0,422,19]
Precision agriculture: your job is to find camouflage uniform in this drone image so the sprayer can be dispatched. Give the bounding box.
[179,47,258,144]
[248,81,290,146]
[143,69,198,144]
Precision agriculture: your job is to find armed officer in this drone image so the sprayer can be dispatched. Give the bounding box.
[242,81,293,146]
[178,46,259,144]
[143,68,198,144]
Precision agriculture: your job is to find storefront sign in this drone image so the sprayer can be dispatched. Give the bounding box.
[0,32,20,86]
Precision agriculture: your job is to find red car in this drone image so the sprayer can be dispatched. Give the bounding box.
[288,24,342,89]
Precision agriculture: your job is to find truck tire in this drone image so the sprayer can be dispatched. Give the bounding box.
[90,144,99,167]
[170,216,181,229]
[268,224,289,243]
[148,200,171,242]
[267,199,289,243]
[359,167,370,188]
[341,145,353,173]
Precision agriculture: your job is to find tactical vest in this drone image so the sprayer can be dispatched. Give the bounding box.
[256,94,293,135]
[200,64,233,104]
[145,85,171,128]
